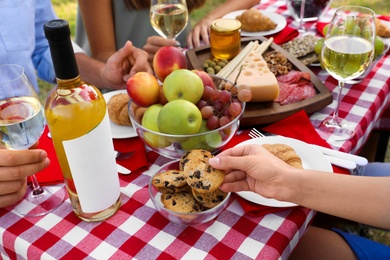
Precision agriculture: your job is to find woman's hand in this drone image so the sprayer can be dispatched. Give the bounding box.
[186,16,213,49]
[209,144,295,201]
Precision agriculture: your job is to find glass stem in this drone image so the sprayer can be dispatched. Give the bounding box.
[299,0,307,32]
[30,174,44,196]
[332,80,345,126]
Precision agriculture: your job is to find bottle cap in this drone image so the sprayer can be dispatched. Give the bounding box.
[211,19,241,33]
[44,19,79,80]
[43,19,71,41]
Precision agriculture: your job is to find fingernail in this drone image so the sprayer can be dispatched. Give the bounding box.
[44,158,50,167]
[174,41,181,47]
[40,150,48,160]
[209,157,219,166]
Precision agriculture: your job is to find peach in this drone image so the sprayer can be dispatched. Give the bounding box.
[126,72,160,107]
[153,46,187,82]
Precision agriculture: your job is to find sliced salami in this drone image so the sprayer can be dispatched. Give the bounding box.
[280,84,316,105]
[275,83,296,102]
[276,70,302,84]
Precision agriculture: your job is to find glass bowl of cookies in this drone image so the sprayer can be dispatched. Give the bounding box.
[148,150,231,226]
[128,74,246,159]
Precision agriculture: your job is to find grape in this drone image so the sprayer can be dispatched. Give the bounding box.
[237,89,252,102]
[201,106,214,119]
[211,100,224,112]
[210,89,220,101]
[314,38,324,55]
[219,90,231,104]
[196,99,207,109]
[219,116,231,127]
[202,85,215,100]
[344,17,356,34]
[228,102,242,117]
[206,115,219,130]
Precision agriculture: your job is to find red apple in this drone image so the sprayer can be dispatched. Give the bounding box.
[126,72,160,107]
[192,70,215,89]
[153,46,187,82]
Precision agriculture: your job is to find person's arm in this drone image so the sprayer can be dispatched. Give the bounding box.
[76,41,153,90]
[78,0,117,62]
[0,149,49,208]
[208,144,390,230]
[187,0,260,48]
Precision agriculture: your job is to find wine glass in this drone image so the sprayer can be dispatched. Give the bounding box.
[318,6,376,140]
[0,64,65,217]
[286,0,331,33]
[150,0,189,40]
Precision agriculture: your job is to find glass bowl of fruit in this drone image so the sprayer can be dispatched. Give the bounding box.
[149,159,231,226]
[128,72,248,159]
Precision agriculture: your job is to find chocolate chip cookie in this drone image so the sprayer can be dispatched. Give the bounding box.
[192,188,228,208]
[152,170,187,193]
[161,191,205,213]
[180,149,225,193]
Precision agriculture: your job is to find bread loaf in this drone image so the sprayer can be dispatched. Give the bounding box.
[375,18,390,38]
[236,9,277,32]
[107,93,132,126]
[262,143,303,169]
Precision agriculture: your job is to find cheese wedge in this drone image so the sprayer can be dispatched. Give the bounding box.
[227,50,279,102]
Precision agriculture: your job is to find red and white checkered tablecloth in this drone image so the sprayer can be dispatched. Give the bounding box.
[257,0,390,154]
[0,150,314,259]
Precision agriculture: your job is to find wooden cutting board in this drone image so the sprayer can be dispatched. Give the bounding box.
[186,36,333,127]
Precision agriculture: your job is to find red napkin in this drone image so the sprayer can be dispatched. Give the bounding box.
[113,137,148,174]
[223,110,350,216]
[271,25,299,45]
[316,21,328,37]
[35,127,64,185]
[35,127,149,186]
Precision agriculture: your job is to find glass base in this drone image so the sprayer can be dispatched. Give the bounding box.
[318,116,355,141]
[14,184,66,217]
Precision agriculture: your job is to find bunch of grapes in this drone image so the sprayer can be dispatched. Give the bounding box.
[196,79,252,130]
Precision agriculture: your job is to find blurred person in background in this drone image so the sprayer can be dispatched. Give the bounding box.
[0,0,151,208]
[76,0,259,62]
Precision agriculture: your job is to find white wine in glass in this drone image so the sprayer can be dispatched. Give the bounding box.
[0,64,65,217]
[318,6,376,140]
[150,0,189,40]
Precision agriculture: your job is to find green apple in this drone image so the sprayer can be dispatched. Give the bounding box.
[181,120,222,151]
[157,99,202,135]
[141,104,171,148]
[163,69,204,104]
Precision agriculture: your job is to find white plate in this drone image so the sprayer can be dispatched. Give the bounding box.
[222,10,287,37]
[103,90,137,139]
[235,136,333,207]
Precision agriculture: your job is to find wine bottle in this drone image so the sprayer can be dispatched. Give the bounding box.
[43,19,121,222]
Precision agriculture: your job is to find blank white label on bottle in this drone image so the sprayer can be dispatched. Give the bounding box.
[63,114,120,213]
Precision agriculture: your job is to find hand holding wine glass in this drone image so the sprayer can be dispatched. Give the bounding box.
[318,6,376,140]
[150,0,189,40]
[0,64,65,217]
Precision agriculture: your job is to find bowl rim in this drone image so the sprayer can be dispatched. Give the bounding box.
[148,159,231,216]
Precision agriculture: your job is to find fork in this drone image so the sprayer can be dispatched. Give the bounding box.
[248,128,358,170]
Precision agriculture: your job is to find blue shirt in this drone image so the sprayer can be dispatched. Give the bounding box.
[0,0,57,92]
